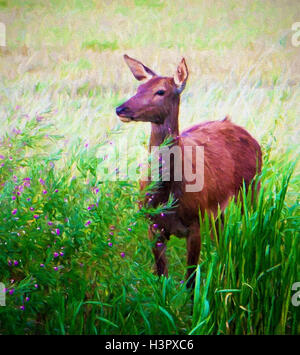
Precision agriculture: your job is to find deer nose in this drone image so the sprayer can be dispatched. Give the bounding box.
[116,106,129,116]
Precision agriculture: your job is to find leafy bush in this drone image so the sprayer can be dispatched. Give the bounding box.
[0,114,299,335]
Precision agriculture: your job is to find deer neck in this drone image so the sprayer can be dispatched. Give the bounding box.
[147,96,183,210]
[149,97,180,150]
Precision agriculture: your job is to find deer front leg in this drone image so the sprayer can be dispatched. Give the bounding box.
[186,222,201,289]
[148,226,168,277]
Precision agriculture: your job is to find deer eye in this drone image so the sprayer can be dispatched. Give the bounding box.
[155,90,165,96]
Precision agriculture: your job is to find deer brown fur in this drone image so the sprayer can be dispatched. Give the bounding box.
[116,55,262,287]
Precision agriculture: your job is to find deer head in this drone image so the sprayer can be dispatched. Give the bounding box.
[116,54,188,124]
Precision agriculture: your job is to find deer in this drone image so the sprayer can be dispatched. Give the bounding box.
[116,54,262,288]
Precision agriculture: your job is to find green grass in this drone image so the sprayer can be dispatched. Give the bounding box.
[81,40,119,52]
[0,121,298,334]
[0,0,299,335]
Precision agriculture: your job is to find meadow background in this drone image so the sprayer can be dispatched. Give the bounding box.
[0,0,299,335]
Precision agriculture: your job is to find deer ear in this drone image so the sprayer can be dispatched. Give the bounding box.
[124,54,156,81]
[174,58,188,93]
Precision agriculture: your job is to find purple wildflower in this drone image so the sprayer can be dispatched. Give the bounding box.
[42,190,47,194]
[12,195,16,200]
[39,178,45,185]
[85,220,91,227]
[108,242,113,247]
[53,252,59,258]
[40,263,45,267]
[55,228,60,236]
[120,252,125,258]
[20,305,25,311]
[9,289,14,295]
[33,214,39,219]
[12,208,17,215]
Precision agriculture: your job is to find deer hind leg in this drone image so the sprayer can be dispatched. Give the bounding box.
[148,226,168,277]
[186,222,201,289]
